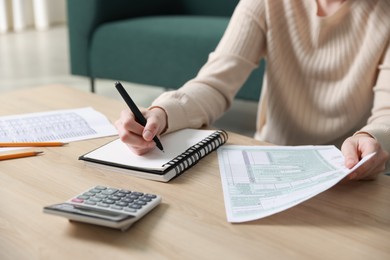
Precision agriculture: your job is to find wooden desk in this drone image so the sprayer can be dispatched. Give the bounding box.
[0,85,389,260]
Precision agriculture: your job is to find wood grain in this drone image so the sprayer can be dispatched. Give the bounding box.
[0,85,389,260]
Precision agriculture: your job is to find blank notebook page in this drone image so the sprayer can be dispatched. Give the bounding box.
[82,129,216,171]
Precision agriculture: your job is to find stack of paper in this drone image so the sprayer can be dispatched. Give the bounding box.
[0,107,117,144]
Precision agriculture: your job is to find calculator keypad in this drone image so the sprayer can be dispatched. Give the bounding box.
[69,186,159,215]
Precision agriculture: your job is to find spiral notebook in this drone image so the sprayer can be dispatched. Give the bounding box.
[79,129,228,182]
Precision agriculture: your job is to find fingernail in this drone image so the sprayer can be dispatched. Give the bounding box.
[143,130,153,140]
[346,158,356,168]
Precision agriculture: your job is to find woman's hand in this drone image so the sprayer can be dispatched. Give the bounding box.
[115,106,168,155]
[341,133,389,181]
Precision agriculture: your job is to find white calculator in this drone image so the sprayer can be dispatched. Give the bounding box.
[43,185,161,231]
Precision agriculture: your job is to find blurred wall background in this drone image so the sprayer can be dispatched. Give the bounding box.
[0,0,66,33]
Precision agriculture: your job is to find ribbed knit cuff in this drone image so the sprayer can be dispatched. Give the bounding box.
[356,124,390,173]
[151,92,190,134]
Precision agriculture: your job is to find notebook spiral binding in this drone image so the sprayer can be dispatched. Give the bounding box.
[162,130,228,176]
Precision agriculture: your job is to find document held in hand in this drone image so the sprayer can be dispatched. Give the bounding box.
[79,129,228,182]
[217,145,375,222]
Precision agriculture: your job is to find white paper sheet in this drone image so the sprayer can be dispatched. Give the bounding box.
[0,107,117,145]
[217,145,374,222]
[82,129,217,170]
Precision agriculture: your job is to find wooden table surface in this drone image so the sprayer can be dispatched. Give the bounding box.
[0,85,389,260]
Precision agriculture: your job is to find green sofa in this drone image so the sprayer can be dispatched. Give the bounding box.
[66,0,265,101]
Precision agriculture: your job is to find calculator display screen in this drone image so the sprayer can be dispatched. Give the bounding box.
[45,203,134,222]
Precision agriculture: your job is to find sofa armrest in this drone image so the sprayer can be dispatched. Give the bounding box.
[179,0,238,16]
[66,0,175,76]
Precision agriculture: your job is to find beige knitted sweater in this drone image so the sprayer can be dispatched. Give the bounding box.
[152,0,390,155]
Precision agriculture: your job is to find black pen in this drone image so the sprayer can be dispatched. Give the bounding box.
[115,81,164,152]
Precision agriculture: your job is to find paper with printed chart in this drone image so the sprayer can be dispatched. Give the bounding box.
[0,107,117,147]
[217,145,374,222]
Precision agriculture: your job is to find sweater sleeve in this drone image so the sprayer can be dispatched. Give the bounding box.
[358,39,390,171]
[151,0,267,133]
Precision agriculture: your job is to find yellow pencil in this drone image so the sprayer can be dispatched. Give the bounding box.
[0,142,67,147]
[0,151,44,161]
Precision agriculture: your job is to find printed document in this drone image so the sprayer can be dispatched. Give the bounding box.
[0,107,117,144]
[217,145,374,222]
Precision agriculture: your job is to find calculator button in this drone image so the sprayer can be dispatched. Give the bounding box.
[135,201,147,206]
[140,197,152,202]
[97,203,109,208]
[77,195,90,200]
[71,198,84,203]
[102,188,118,195]
[102,199,115,204]
[95,186,107,190]
[124,208,137,213]
[110,205,123,210]
[127,195,139,200]
[84,201,97,205]
[129,204,142,209]
[115,201,128,207]
[89,189,102,194]
[108,195,121,201]
[145,194,157,199]
[132,192,144,196]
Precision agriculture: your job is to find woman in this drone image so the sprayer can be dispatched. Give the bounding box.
[116,0,390,181]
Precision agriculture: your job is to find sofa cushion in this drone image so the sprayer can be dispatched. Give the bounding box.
[90,16,228,89]
[90,15,264,101]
